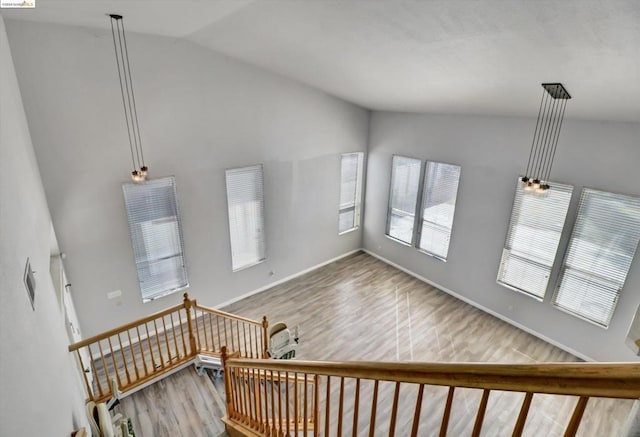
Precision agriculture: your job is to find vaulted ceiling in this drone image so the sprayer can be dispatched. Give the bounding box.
[3,0,639,121]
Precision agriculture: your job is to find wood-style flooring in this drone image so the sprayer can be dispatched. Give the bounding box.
[120,251,633,436]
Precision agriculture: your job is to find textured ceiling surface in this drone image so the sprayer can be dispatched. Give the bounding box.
[2,1,639,121]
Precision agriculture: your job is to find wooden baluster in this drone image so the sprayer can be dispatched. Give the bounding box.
[294,373,299,437]
[439,387,455,437]
[352,378,360,437]
[88,345,105,398]
[177,311,188,358]
[324,376,331,437]
[193,306,201,353]
[216,315,222,353]
[564,396,589,437]
[152,319,165,368]
[89,341,109,397]
[512,392,533,437]
[253,369,259,430]
[388,382,400,437]
[314,375,320,437]
[286,371,291,437]
[247,368,255,427]
[410,384,425,437]
[144,323,157,370]
[224,318,230,351]
[229,319,236,352]
[236,321,242,356]
[271,370,277,436]
[208,313,215,353]
[135,326,149,376]
[230,367,239,419]
[161,316,172,363]
[244,369,250,424]
[106,337,123,391]
[278,371,284,435]
[303,374,309,437]
[368,380,379,437]
[76,349,93,400]
[200,310,208,352]
[116,333,132,385]
[256,368,265,433]
[234,369,242,421]
[248,325,255,359]
[125,329,140,381]
[242,323,249,358]
[262,316,269,358]
[337,377,344,437]
[471,389,490,437]
[169,313,180,361]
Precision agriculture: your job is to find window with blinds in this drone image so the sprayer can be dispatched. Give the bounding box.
[552,189,640,327]
[225,165,266,272]
[339,152,364,234]
[418,162,461,260]
[497,179,573,299]
[122,177,189,302]
[386,156,423,244]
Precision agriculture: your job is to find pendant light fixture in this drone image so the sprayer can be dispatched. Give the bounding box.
[109,14,148,182]
[521,83,571,193]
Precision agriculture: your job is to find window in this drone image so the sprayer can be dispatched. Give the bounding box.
[386,155,422,244]
[338,152,364,234]
[123,177,188,302]
[497,179,573,299]
[418,162,461,260]
[553,189,640,327]
[225,165,266,271]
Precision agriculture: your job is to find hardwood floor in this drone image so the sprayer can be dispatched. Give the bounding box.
[121,251,633,436]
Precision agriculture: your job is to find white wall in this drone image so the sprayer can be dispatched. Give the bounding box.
[364,111,640,361]
[0,16,88,436]
[5,20,369,337]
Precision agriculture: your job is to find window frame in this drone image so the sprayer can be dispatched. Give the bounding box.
[122,176,189,303]
[225,164,267,273]
[551,187,640,328]
[338,152,365,235]
[496,178,574,300]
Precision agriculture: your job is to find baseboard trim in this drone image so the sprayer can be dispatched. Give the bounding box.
[216,249,363,310]
[362,249,594,362]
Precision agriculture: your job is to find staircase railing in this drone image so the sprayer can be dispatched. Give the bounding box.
[220,356,640,437]
[68,293,268,402]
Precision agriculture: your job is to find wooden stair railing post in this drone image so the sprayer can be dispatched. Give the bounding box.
[183,293,198,356]
[221,346,234,420]
[262,316,269,358]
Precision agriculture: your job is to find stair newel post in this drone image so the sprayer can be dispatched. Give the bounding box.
[221,346,234,419]
[262,316,269,358]
[183,293,198,356]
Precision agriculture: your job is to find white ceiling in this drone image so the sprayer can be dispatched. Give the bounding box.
[2,1,640,121]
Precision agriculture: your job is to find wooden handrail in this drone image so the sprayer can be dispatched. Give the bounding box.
[195,303,264,326]
[225,358,640,399]
[68,300,189,351]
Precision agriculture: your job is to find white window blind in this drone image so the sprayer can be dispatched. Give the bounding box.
[339,152,364,234]
[553,188,640,327]
[226,165,266,272]
[418,162,461,260]
[497,179,573,299]
[386,156,422,244]
[122,177,188,302]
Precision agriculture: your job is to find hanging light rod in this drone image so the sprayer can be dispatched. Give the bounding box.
[109,13,148,183]
[521,83,571,194]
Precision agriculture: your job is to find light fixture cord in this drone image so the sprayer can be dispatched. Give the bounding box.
[531,89,552,180]
[536,88,561,181]
[539,86,564,183]
[110,16,137,173]
[543,97,568,183]
[120,18,145,168]
[525,88,546,178]
[116,19,143,171]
